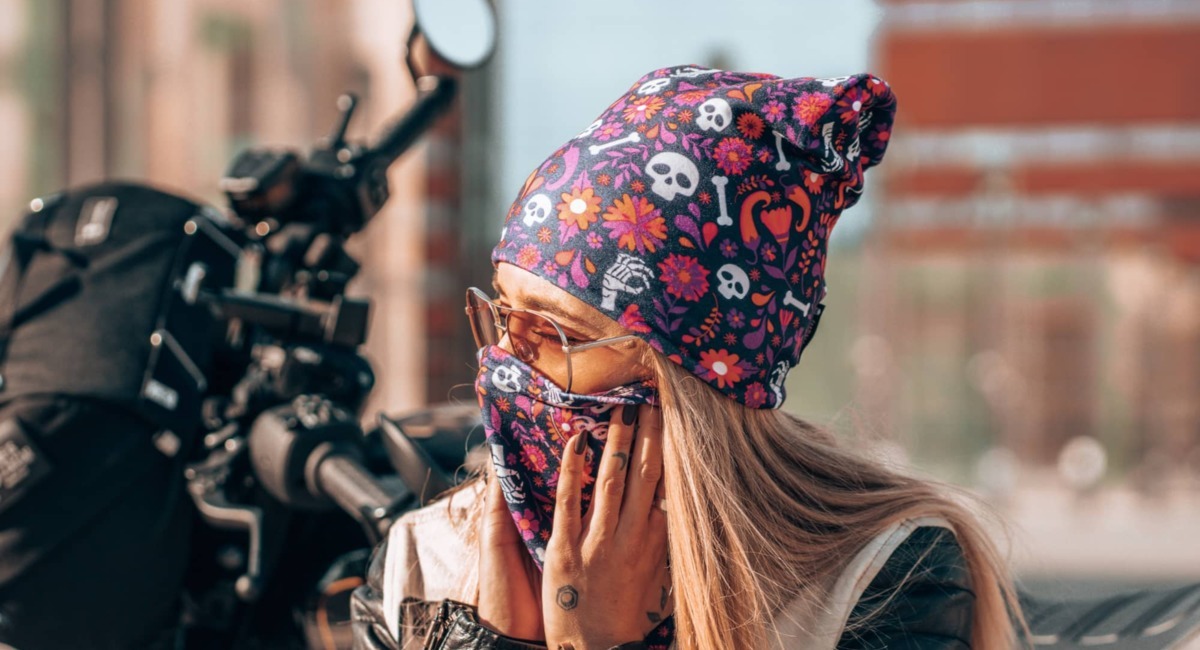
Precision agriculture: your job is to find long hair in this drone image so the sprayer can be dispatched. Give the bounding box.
[648,351,1025,649]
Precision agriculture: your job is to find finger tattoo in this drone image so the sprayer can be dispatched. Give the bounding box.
[612,451,629,471]
[660,585,669,610]
[647,611,663,623]
[556,585,579,610]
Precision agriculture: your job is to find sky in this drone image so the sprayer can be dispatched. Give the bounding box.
[493,0,884,240]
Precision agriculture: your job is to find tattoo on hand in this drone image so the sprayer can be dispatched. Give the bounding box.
[556,585,579,610]
[647,611,662,623]
[612,451,629,471]
[660,585,669,610]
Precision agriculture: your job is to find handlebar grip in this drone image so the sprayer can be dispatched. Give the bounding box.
[309,444,412,542]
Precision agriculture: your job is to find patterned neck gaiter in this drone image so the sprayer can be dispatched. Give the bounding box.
[474,345,673,648]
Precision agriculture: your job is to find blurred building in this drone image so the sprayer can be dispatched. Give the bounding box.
[869,0,1200,486]
[0,0,494,413]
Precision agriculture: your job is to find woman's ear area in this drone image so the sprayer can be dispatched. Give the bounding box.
[636,344,661,387]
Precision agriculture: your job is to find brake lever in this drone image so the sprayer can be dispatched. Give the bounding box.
[184,436,266,602]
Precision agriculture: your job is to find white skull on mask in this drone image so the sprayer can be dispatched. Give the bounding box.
[696,98,732,132]
[645,152,699,202]
[716,264,750,300]
[491,365,523,393]
[637,78,671,95]
[521,194,553,227]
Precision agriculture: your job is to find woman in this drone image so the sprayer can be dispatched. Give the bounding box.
[353,65,1024,649]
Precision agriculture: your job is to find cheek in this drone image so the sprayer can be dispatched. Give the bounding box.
[568,349,651,393]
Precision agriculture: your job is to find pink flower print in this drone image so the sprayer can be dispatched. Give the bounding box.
[513,509,541,541]
[763,99,787,123]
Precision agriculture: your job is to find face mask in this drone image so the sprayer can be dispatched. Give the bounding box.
[475,344,657,567]
[475,345,674,649]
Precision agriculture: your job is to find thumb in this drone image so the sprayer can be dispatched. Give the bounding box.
[483,472,524,549]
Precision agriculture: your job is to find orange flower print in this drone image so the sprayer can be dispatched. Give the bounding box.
[557,187,601,230]
[623,95,666,124]
[516,244,542,269]
[794,91,833,127]
[698,349,745,389]
[737,112,765,140]
[602,194,667,254]
[674,89,709,106]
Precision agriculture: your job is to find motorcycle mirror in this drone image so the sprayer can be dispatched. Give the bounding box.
[412,0,497,70]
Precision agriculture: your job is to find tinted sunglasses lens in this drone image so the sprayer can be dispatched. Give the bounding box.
[466,290,499,348]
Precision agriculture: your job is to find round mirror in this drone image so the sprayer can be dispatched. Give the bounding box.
[413,0,497,70]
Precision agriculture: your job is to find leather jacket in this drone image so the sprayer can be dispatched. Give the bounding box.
[351,511,974,650]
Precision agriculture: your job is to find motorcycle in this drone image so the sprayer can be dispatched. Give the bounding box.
[166,0,496,647]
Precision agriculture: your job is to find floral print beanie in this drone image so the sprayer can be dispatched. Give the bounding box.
[492,65,897,409]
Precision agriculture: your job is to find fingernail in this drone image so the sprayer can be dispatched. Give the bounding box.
[574,430,588,454]
[622,404,638,426]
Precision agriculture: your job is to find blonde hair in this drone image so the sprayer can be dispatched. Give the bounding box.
[649,351,1026,649]
[456,349,1027,648]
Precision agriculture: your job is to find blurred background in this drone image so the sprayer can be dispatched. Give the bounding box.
[0,0,1197,594]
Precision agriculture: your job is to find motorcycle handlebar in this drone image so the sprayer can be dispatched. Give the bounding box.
[309,443,414,543]
[363,76,458,169]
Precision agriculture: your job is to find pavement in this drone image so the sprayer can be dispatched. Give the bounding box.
[997,477,1200,591]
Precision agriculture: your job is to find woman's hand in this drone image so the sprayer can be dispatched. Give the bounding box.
[477,473,544,640]
[542,404,672,649]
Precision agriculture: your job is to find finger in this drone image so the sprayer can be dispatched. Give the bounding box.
[621,404,663,531]
[586,404,638,538]
[483,472,522,547]
[479,474,545,635]
[552,431,587,544]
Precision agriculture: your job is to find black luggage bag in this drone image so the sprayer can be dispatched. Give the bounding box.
[0,182,238,648]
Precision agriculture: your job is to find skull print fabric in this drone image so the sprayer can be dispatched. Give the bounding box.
[474,345,674,648]
[493,65,897,409]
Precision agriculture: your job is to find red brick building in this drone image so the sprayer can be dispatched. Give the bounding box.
[865,0,1200,479]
